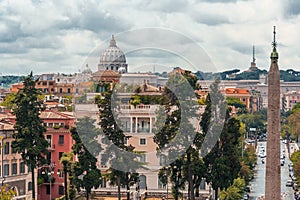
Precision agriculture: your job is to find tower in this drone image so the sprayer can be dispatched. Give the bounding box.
[249,45,258,71]
[265,26,281,200]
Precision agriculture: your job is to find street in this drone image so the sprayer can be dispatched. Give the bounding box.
[249,141,294,200]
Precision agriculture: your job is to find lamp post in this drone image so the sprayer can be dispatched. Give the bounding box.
[164,167,170,200]
[41,163,55,200]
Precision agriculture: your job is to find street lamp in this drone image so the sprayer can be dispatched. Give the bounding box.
[41,163,55,200]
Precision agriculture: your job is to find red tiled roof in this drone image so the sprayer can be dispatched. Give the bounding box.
[225,88,250,95]
[40,110,74,119]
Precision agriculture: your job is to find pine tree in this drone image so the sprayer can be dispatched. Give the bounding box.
[97,88,143,200]
[200,79,241,200]
[71,117,102,200]
[12,72,49,200]
[154,72,205,200]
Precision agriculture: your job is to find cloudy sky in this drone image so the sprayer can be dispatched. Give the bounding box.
[1,0,300,75]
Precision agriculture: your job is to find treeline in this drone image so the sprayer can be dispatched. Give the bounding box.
[156,68,300,82]
[0,76,24,88]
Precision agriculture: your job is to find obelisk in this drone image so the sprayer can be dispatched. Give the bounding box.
[265,26,281,200]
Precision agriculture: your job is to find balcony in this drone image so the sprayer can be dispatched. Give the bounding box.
[119,105,158,114]
[47,144,55,151]
[137,128,150,133]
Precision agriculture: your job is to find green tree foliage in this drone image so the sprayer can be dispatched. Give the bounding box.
[290,150,300,181]
[237,111,266,136]
[0,184,16,200]
[239,162,253,185]
[220,69,240,80]
[131,95,142,108]
[288,109,300,141]
[242,146,257,170]
[60,152,74,200]
[97,88,142,200]
[226,97,247,114]
[71,117,102,200]
[201,79,241,200]
[0,75,24,88]
[279,69,300,82]
[0,93,16,109]
[154,71,205,200]
[12,72,49,200]
[219,178,246,200]
[291,102,300,114]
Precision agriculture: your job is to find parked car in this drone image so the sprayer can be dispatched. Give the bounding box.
[259,152,266,158]
[245,186,250,193]
[243,193,249,200]
[286,180,293,187]
[293,182,299,191]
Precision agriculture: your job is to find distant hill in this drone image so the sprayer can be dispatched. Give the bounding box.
[0,76,24,88]
[194,68,300,82]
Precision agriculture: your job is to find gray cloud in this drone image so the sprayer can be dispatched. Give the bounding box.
[0,43,29,54]
[199,0,251,2]
[194,14,231,26]
[137,0,188,13]
[0,0,299,75]
[230,43,264,56]
[285,0,300,16]
[0,17,28,43]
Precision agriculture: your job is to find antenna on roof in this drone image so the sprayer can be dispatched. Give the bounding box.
[253,45,256,63]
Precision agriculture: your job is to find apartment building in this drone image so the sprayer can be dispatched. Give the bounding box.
[37,111,75,200]
[282,91,300,111]
[0,119,32,200]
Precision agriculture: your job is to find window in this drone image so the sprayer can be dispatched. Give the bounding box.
[59,186,64,195]
[140,138,146,145]
[46,135,52,147]
[12,163,17,175]
[159,155,166,166]
[58,169,64,178]
[46,152,52,164]
[124,137,128,145]
[11,143,16,154]
[60,88,63,93]
[140,154,146,163]
[200,179,206,190]
[58,135,64,145]
[46,185,50,194]
[4,164,9,176]
[4,142,9,154]
[28,182,32,191]
[158,178,165,189]
[59,152,64,160]
[28,164,32,173]
[139,175,147,189]
[20,162,25,174]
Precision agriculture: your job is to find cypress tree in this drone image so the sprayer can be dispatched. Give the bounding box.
[12,72,49,200]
